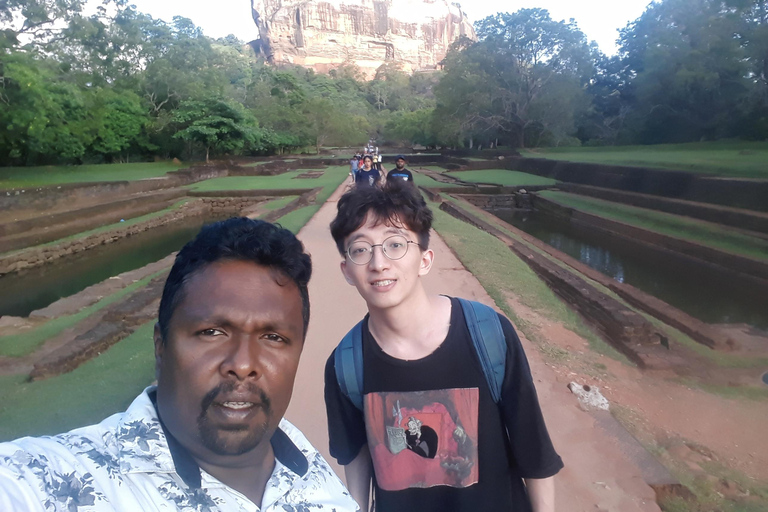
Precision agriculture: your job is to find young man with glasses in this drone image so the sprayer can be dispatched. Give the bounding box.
[324,182,562,512]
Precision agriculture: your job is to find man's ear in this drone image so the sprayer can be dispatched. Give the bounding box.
[418,248,435,276]
[340,260,355,285]
[153,323,164,381]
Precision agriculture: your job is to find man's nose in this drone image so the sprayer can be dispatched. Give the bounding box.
[220,335,262,380]
[368,245,390,270]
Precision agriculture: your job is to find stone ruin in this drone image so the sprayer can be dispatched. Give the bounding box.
[250,0,476,77]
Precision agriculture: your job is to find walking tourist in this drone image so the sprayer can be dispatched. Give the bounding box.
[0,218,359,512]
[350,154,359,183]
[324,182,562,512]
[386,155,414,185]
[354,154,381,188]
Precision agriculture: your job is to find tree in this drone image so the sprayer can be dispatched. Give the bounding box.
[173,98,260,162]
[617,0,750,143]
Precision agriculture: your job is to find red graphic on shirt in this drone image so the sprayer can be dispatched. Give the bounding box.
[364,388,479,491]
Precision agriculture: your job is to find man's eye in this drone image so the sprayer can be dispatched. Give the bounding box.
[199,328,224,337]
[388,242,404,249]
[264,333,288,344]
[350,246,369,255]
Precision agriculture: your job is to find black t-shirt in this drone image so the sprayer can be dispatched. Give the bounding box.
[324,297,563,512]
[355,168,381,187]
[386,168,414,184]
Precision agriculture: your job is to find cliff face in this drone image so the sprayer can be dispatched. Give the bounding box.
[250,0,476,77]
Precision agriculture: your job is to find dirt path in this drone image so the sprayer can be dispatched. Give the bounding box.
[286,182,661,511]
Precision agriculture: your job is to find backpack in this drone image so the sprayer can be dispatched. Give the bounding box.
[333,298,507,411]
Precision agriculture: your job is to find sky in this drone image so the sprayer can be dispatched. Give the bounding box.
[125,0,654,56]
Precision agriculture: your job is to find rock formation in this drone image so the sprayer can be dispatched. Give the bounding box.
[250,0,476,77]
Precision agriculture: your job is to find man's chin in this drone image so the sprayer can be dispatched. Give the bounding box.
[199,421,271,457]
[201,429,266,456]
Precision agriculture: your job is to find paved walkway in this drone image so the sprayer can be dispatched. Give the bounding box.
[286,182,661,512]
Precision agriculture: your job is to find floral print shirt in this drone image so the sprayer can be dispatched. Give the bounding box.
[0,387,359,512]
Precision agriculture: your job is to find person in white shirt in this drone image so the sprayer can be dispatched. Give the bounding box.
[0,218,359,512]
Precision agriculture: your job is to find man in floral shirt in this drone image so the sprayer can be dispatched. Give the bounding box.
[0,218,359,512]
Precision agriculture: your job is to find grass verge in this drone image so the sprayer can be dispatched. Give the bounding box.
[0,322,156,441]
[0,161,188,189]
[539,191,768,262]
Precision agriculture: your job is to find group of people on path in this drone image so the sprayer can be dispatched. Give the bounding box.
[0,180,561,512]
[349,152,414,188]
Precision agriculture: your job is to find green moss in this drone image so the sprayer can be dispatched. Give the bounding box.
[0,322,156,441]
[539,191,768,262]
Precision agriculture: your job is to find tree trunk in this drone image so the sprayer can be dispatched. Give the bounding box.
[206,146,210,162]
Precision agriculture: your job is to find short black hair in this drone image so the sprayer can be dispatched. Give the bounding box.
[330,180,433,255]
[158,217,312,342]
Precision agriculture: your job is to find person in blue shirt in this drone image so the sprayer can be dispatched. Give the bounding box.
[354,155,381,188]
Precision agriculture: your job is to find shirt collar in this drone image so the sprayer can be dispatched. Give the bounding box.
[116,387,308,490]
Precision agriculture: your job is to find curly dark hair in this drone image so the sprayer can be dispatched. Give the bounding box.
[157,217,312,342]
[330,180,433,255]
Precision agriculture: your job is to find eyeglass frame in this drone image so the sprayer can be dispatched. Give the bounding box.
[345,235,423,265]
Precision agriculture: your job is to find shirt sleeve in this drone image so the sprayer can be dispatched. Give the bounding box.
[497,315,564,479]
[324,351,368,466]
[0,453,47,512]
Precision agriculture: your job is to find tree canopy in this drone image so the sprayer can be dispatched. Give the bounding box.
[3,0,768,164]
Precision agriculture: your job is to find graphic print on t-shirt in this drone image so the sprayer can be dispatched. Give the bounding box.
[364,388,479,491]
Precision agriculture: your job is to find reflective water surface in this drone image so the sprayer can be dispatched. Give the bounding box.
[493,208,768,329]
[0,216,229,317]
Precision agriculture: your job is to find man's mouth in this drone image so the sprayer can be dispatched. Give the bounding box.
[220,401,255,410]
[372,279,395,287]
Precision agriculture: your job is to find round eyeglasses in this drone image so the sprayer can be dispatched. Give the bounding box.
[346,235,422,265]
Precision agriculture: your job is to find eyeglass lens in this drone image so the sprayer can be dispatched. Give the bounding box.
[347,235,411,264]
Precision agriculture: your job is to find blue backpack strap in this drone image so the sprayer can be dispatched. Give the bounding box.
[334,320,365,411]
[457,298,507,404]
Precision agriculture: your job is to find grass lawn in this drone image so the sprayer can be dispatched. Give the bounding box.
[0,162,188,189]
[447,169,558,187]
[0,321,156,441]
[520,141,768,180]
[190,166,348,192]
[539,191,768,262]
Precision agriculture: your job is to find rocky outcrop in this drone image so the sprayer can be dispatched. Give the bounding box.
[250,0,476,76]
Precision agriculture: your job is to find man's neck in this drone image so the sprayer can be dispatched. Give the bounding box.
[367,291,451,361]
[194,443,276,506]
